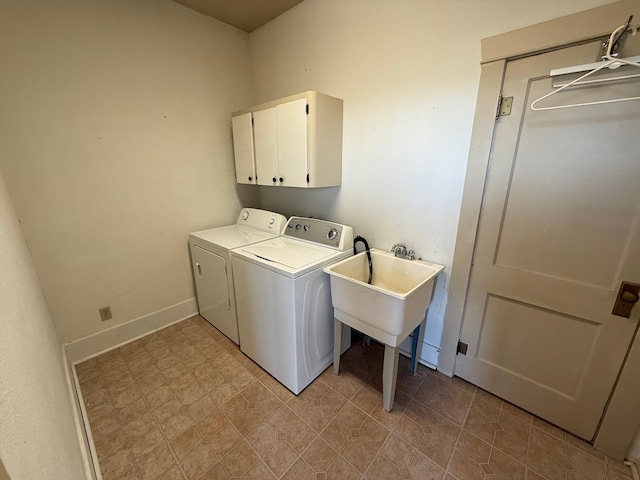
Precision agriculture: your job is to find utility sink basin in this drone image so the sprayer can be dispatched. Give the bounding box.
[324,248,444,412]
[324,249,444,348]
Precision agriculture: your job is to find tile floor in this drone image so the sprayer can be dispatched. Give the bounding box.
[76,315,634,480]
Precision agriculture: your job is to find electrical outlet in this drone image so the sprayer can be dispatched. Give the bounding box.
[99,306,113,322]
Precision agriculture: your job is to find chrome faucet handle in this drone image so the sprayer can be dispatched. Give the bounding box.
[392,244,416,260]
[392,244,408,256]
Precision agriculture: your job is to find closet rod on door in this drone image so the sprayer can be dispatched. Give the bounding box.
[531,20,640,111]
[553,68,640,88]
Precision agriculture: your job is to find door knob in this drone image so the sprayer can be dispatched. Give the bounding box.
[612,281,640,318]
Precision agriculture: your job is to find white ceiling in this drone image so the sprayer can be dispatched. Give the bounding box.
[172,0,305,32]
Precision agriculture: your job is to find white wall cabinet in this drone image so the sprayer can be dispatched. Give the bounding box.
[253,106,280,186]
[231,91,343,188]
[255,98,308,187]
[231,112,256,185]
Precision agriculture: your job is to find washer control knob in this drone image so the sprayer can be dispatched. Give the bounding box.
[303,225,310,231]
[327,228,338,240]
[241,210,249,220]
[295,224,302,231]
[269,218,275,225]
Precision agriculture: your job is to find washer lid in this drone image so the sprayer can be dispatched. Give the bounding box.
[189,225,277,251]
[239,237,336,269]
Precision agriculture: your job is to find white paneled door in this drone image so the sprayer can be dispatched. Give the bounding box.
[455,38,640,440]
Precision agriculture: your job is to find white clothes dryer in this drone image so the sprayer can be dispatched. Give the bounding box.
[189,208,287,344]
[231,216,354,394]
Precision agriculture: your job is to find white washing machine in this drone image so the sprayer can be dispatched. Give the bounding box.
[189,208,287,344]
[231,216,354,394]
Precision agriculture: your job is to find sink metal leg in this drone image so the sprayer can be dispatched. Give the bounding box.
[382,344,400,412]
[333,318,343,375]
[410,323,421,375]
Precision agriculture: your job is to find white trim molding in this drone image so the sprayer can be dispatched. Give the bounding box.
[64,298,198,364]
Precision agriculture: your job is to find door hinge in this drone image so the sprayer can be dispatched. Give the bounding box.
[306,104,309,115]
[457,341,468,355]
[306,173,310,183]
[496,95,513,117]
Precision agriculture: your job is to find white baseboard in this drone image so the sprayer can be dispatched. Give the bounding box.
[64,298,198,364]
[62,346,98,480]
[436,366,454,378]
[398,338,440,370]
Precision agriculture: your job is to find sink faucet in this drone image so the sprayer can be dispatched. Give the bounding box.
[391,244,415,260]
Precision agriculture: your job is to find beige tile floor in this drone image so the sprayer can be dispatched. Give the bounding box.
[76,315,634,480]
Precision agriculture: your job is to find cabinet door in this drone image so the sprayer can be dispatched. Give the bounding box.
[253,107,279,186]
[231,113,256,184]
[277,99,308,187]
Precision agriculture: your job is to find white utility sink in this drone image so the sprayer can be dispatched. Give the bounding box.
[324,249,444,347]
[324,248,444,411]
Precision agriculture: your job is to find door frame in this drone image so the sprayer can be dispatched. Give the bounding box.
[440,0,640,458]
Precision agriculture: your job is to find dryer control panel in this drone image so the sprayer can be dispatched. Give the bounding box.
[284,217,354,251]
[236,208,288,234]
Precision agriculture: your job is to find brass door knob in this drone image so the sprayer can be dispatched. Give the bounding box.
[613,281,640,318]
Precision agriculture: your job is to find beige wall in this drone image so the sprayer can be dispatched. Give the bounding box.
[0,0,259,343]
[0,170,87,479]
[248,0,614,365]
